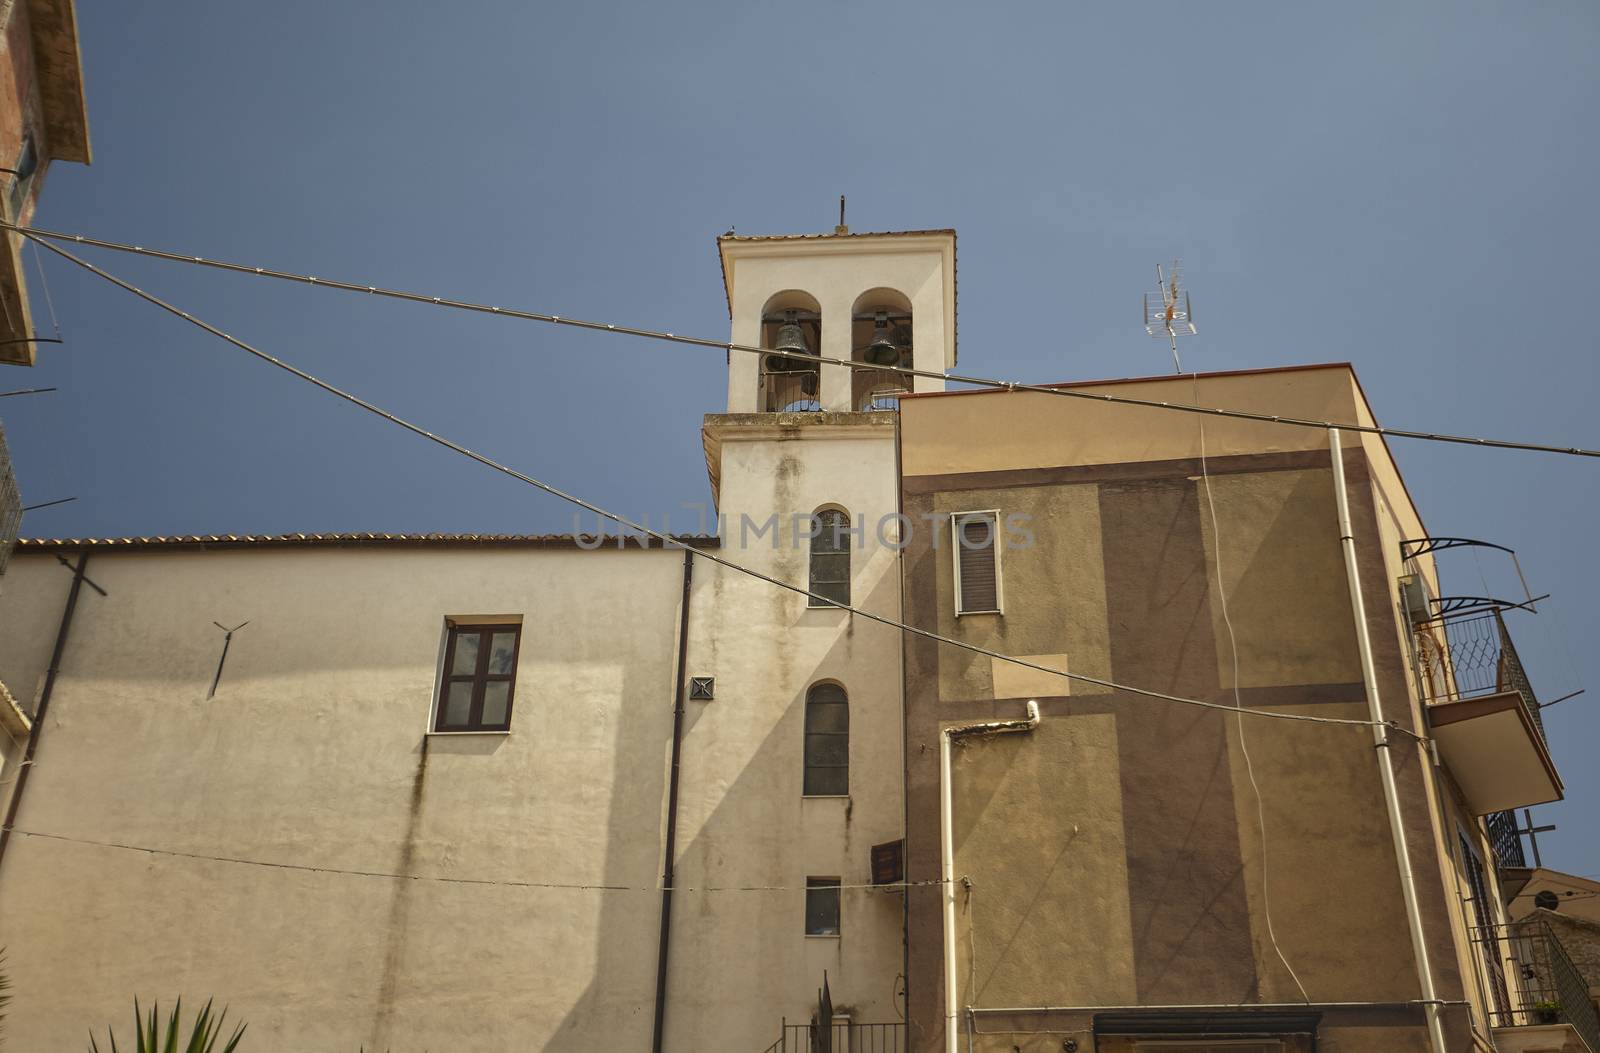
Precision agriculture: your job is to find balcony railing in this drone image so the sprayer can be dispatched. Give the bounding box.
[0,422,19,575]
[760,1021,906,1053]
[1431,610,1547,744]
[1417,608,1555,846]
[763,370,821,413]
[852,368,911,412]
[1487,809,1528,870]
[1473,919,1600,1052]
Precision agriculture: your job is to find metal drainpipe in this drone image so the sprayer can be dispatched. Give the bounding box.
[650,547,695,1053]
[940,700,1041,1053]
[1329,429,1448,1053]
[0,549,90,877]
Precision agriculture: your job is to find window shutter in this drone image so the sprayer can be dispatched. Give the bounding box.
[954,512,1001,614]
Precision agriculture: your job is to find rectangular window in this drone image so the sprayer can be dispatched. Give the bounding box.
[805,877,841,936]
[434,622,521,732]
[951,510,1002,615]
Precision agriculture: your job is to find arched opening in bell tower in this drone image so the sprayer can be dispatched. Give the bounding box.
[758,290,822,412]
[849,288,913,411]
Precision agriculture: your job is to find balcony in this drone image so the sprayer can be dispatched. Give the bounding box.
[1475,919,1600,1053]
[1416,610,1562,817]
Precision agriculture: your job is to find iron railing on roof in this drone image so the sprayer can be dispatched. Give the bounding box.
[0,422,20,575]
[1472,919,1600,1052]
[760,1020,906,1053]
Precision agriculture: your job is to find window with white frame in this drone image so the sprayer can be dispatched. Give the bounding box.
[951,510,1002,615]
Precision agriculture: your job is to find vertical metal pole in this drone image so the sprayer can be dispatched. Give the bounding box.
[1329,430,1448,1053]
[0,549,89,876]
[651,548,695,1053]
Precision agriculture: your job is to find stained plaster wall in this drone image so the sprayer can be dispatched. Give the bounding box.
[898,366,1485,1052]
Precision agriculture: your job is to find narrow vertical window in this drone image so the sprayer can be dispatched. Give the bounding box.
[435,622,522,732]
[803,683,849,796]
[952,510,1002,615]
[808,507,851,607]
[805,877,842,936]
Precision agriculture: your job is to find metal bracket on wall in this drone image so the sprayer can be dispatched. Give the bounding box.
[1399,536,1537,612]
[208,621,250,699]
[1430,594,1547,620]
[53,553,106,596]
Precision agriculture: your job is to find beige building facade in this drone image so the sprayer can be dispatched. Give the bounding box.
[1,222,1590,1053]
[896,366,1582,1053]
[0,0,89,366]
[0,229,954,1049]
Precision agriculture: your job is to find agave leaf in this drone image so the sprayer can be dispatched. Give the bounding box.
[184,999,211,1053]
[87,997,245,1053]
[219,1018,246,1053]
[162,998,180,1053]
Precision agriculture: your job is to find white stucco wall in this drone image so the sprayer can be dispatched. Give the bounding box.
[0,544,691,1051]
[0,499,907,1052]
[675,414,905,1050]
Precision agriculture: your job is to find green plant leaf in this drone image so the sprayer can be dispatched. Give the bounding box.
[87,998,246,1053]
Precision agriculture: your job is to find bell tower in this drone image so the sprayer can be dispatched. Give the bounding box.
[681,228,957,1046]
[715,229,957,414]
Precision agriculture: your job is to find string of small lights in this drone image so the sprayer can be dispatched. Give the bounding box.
[3,827,944,893]
[27,232,1424,742]
[8,222,1598,459]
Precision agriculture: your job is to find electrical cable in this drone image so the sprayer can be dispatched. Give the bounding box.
[26,233,1424,742]
[0,826,946,893]
[10,222,1600,460]
[1193,371,1311,1005]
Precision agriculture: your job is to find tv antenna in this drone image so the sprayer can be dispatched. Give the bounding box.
[1144,261,1196,373]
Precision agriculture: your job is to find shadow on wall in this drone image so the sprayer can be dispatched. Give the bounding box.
[550,562,905,1053]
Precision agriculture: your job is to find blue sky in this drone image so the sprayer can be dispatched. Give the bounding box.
[6,3,1599,874]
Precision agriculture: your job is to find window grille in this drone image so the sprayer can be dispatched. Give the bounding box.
[804,683,849,796]
[809,508,851,607]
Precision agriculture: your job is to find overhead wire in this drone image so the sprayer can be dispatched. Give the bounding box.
[23,233,1423,742]
[8,221,1600,460]
[1,826,946,893]
[1192,370,1311,1004]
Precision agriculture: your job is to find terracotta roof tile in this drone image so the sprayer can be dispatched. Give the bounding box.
[15,533,719,551]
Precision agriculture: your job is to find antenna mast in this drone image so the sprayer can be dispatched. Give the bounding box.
[1143,261,1196,373]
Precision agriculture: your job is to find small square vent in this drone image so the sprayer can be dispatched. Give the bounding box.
[688,676,714,701]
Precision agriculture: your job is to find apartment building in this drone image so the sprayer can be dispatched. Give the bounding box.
[895,365,1579,1053]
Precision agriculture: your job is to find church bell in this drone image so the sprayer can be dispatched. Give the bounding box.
[766,310,814,373]
[863,312,901,367]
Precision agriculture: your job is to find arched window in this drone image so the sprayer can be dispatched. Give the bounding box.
[804,683,849,796]
[808,508,851,607]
